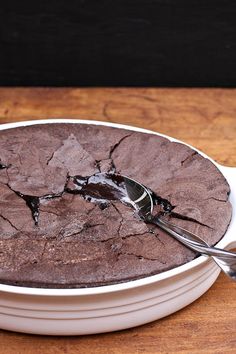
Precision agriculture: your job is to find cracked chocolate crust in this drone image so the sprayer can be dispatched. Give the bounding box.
[0,123,232,288]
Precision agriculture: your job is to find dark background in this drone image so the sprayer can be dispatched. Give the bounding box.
[1,0,236,87]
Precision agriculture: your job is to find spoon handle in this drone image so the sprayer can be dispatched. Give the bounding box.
[152,217,236,280]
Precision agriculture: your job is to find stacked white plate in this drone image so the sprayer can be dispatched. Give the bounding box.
[0,120,235,335]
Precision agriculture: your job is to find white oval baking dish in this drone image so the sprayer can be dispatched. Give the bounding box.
[0,119,235,336]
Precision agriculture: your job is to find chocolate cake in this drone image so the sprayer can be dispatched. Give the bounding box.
[0,123,232,288]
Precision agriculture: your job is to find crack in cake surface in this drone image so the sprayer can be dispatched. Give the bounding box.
[1,160,229,232]
[0,213,19,231]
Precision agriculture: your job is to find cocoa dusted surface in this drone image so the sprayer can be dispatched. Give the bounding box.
[0,123,232,288]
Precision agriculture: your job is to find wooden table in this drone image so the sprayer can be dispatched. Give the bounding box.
[0,88,236,354]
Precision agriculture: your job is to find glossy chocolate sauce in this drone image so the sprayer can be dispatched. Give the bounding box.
[10,190,61,226]
[15,192,40,225]
[12,173,174,225]
[148,190,173,213]
[0,162,8,169]
[66,173,129,209]
[66,173,173,215]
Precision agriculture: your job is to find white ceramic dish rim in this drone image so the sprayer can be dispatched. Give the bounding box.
[0,118,235,297]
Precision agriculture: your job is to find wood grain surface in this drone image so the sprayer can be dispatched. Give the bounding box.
[0,88,236,353]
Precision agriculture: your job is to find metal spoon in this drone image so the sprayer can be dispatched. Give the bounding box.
[74,172,236,280]
[121,174,236,280]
